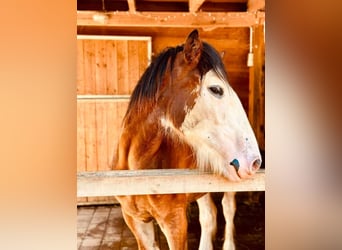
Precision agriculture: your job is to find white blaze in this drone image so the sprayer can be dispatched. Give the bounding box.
[179,69,261,180]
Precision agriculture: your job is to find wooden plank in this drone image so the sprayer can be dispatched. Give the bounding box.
[77,40,85,94]
[77,35,152,41]
[95,101,111,203]
[248,24,265,150]
[77,11,265,28]
[83,101,99,203]
[77,169,265,197]
[138,40,149,76]
[77,35,151,95]
[83,101,98,171]
[105,40,117,94]
[77,101,87,203]
[82,40,96,94]
[116,40,130,94]
[128,40,140,89]
[77,103,86,171]
[77,95,131,100]
[189,0,206,13]
[95,40,107,94]
[107,101,129,166]
[95,102,108,169]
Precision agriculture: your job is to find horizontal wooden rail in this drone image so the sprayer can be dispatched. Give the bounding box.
[77,11,265,28]
[77,169,265,197]
[77,95,131,100]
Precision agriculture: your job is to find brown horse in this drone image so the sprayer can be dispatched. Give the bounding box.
[114,29,261,250]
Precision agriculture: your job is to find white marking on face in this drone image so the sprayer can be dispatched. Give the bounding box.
[179,69,261,180]
[160,116,183,140]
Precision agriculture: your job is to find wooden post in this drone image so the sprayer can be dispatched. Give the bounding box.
[248,24,265,150]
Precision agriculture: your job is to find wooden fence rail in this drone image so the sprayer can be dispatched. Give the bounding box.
[77,169,265,197]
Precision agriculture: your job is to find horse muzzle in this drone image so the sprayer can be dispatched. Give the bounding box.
[230,157,262,179]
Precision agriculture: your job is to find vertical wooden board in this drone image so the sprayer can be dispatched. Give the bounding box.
[95,101,111,204]
[248,24,265,151]
[84,101,98,171]
[128,40,140,92]
[116,40,129,95]
[77,40,85,94]
[255,25,265,150]
[106,100,129,168]
[95,101,109,170]
[106,101,118,169]
[82,40,96,94]
[138,41,149,82]
[105,40,118,95]
[83,101,100,203]
[77,102,86,171]
[77,101,87,203]
[95,40,107,94]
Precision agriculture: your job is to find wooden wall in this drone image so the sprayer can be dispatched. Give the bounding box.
[77,36,151,204]
[77,37,150,95]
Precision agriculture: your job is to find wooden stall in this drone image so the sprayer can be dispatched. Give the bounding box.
[77,0,265,204]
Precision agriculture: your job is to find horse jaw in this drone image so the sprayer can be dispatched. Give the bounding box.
[179,69,262,181]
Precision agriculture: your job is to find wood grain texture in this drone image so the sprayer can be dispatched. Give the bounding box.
[77,35,151,204]
[77,11,265,28]
[77,36,151,95]
[77,169,265,197]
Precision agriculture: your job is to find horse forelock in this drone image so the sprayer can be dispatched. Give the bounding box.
[199,42,228,83]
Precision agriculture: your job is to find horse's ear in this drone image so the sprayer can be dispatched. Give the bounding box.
[184,29,202,65]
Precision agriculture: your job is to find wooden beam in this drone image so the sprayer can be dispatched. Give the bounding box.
[189,0,206,13]
[77,11,265,28]
[248,24,265,150]
[127,0,136,13]
[77,169,265,197]
[77,95,131,100]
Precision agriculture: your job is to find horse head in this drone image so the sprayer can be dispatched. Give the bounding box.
[121,29,261,181]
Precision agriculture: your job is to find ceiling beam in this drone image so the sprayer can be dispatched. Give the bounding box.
[189,0,206,13]
[77,11,265,28]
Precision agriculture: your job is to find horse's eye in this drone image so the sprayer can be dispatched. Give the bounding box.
[208,85,224,98]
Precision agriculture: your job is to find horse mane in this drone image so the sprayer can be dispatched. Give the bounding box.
[125,41,229,118]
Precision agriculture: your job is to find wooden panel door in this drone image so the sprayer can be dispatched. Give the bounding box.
[77,35,151,204]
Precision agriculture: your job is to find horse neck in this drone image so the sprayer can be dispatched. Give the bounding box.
[119,106,196,171]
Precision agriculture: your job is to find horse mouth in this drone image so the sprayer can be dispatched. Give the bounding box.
[225,162,242,182]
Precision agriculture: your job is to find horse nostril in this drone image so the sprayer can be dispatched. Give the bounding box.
[252,158,262,171]
[230,158,240,172]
